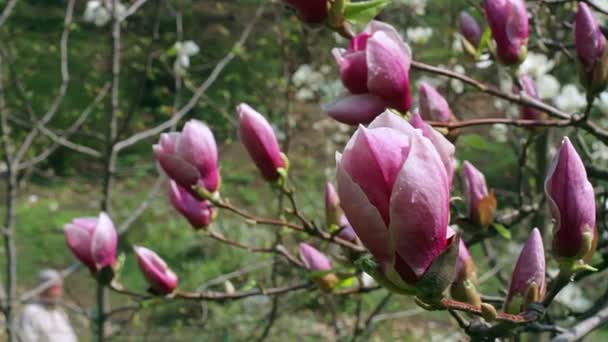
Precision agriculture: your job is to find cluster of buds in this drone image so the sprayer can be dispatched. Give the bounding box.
[326,21,412,125]
[460,161,496,228]
[337,111,458,300]
[575,3,608,96]
[299,243,339,292]
[545,137,597,271]
[154,120,219,226]
[65,212,179,295]
[483,0,529,65]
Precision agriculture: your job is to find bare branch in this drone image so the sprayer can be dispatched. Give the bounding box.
[113,2,267,152]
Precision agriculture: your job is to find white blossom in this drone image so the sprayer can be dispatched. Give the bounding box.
[173,41,200,73]
[396,0,427,15]
[450,65,465,94]
[406,27,433,45]
[83,0,126,26]
[519,52,555,78]
[475,54,494,69]
[489,124,508,143]
[554,84,587,113]
[536,74,560,100]
[596,91,608,116]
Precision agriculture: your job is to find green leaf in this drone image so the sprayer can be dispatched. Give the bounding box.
[475,27,492,59]
[335,276,355,289]
[343,0,391,24]
[492,223,511,240]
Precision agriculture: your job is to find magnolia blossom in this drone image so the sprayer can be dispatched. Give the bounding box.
[484,0,529,65]
[83,0,126,26]
[134,246,178,295]
[337,111,456,295]
[173,41,200,73]
[327,21,412,124]
[64,212,118,275]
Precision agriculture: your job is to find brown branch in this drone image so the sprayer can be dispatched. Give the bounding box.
[109,281,313,301]
[550,304,608,342]
[428,117,571,130]
[440,298,537,324]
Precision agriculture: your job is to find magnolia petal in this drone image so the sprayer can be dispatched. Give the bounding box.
[337,155,393,264]
[323,94,387,125]
[388,131,449,277]
[366,31,412,112]
[91,212,118,270]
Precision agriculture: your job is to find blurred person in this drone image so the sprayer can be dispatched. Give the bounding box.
[17,269,77,342]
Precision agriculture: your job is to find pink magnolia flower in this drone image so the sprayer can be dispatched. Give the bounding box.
[505,228,546,313]
[134,245,178,295]
[153,120,220,196]
[327,21,412,124]
[484,0,529,65]
[237,103,286,182]
[285,0,328,23]
[545,137,596,259]
[169,181,215,229]
[64,212,118,274]
[337,111,454,290]
[461,161,496,227]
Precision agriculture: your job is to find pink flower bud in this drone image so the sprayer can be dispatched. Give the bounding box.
[299,243,332,271]
[418,83,453,123]
[337,220,358,243]
[153,120,220,194]
[516,74,543,120]
[133,245,178,295]
[64,212,118,274]
[545,137,596,259]
[576,3,606,73]
[409,112,455,186]
[337,111,451,285]
[575,3,608,93]
[454,239,477,283]
[460,11,482,47]
[168,181,215,229]
[237,103,286,182]
[285,0,328,23]
[331,21,412,120]
[484,0,529,65]
[461,161,496,227]
[505,228,546,313]
[325,183,343,227]
[323,94,388,125]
